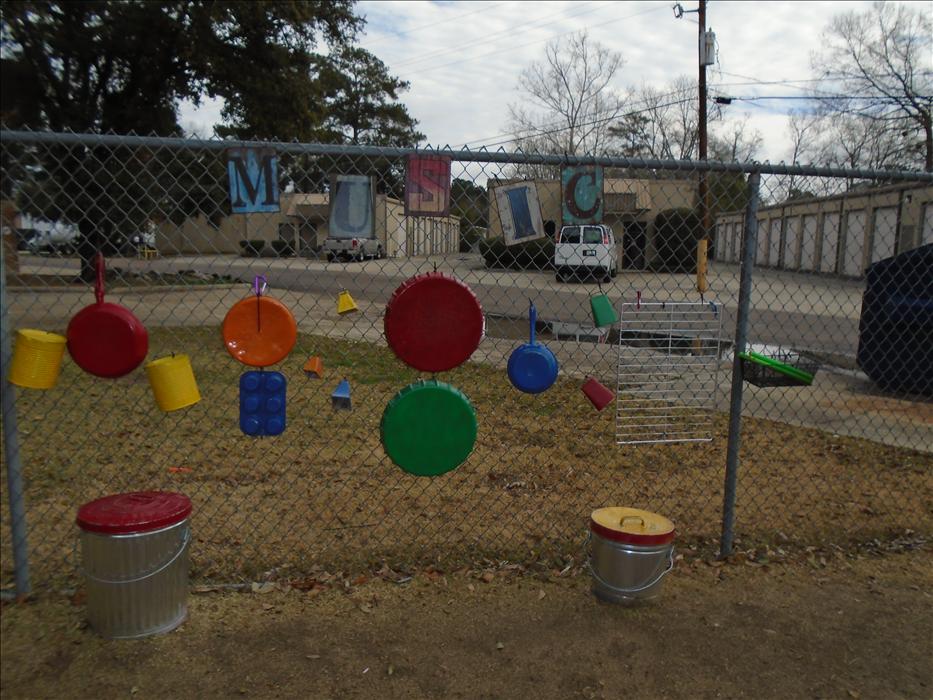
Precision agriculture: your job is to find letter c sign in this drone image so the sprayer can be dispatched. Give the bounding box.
[561,166,603,224]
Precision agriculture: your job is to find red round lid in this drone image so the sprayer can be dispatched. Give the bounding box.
[76,491,192,534]
[384,273,484,373]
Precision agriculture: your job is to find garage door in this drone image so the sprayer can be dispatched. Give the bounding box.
[820,212,840,273]
[923,204,933,245]
[768,219,782,267]
[783,216,801,270]
[755,218,768,266]
[870,207,898,263]
[732,222,742,262]
[842,210,867,276]
[800,215,818,271]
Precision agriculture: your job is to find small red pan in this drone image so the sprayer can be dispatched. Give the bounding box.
[67,253,149,378]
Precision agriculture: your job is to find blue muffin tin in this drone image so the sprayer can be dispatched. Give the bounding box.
[239,370,286,436]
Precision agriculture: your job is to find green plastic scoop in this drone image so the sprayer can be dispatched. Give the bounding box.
[738,351,814,386]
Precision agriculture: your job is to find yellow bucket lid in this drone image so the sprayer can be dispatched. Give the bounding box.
[590,506,675,545]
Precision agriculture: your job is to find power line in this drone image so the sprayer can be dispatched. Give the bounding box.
[361,2,510,46]
[393,2,669,78]
[460,78,785,149]
[461,83,700,148]
[387,0,610,70]
[717,94,931,102]
[473,96,696,150]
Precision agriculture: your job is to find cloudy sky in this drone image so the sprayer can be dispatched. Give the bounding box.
[180,0,905,164]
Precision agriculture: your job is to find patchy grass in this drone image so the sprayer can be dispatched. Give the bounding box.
[2,327,931,588]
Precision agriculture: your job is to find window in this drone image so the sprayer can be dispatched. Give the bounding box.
[583,226,605,244]
[559,227,581,244]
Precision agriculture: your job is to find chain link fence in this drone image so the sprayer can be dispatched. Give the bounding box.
[2,130,931,592]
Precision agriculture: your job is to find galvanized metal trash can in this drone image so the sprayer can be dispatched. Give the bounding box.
[589,506,675,605]
[76,491,191,639]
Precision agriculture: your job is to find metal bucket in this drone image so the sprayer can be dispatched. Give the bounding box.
[590,533,674,604]
[79,518,190,639]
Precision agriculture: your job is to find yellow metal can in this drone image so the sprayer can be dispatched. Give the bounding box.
[145,354,201,412]
[9,329,67,389]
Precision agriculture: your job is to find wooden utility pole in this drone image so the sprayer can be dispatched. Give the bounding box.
[697,0,710,295]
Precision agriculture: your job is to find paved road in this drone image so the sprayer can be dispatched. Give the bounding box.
[15,252,867,361]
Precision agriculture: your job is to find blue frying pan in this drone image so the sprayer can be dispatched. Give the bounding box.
[508,302,558,394]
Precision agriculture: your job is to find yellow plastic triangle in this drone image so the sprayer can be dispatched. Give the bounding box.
[337,290,358,315]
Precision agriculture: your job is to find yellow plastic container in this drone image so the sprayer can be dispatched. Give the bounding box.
[145,354,201,412]
[9,329,67,389]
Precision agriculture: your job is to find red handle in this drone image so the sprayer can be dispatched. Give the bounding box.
[95,252,105,304]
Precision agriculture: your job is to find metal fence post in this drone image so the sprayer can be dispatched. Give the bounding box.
[0,231,32,597]
[720,170,760,558]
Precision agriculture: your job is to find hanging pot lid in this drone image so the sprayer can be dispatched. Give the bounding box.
[590,507,675,545]
[381,379,477,477]
[66,253,149,378]
[384,272,484,373]
[222,282,297,367]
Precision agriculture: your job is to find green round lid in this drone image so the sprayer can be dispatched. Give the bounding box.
[381,380,478,477]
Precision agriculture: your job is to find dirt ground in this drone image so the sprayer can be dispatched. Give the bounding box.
[2,549,931,699]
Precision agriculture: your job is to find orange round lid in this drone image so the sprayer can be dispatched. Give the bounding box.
[590,507,675,545]
[222,296,297,367]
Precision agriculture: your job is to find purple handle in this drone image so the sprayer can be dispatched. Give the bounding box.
[253,275,267,297]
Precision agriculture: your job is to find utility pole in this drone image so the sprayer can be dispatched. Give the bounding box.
[674,1,713,294]
[697,0,710,296]
[698,0,707,165]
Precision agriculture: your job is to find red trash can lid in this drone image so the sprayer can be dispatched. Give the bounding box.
[76,491,192,534]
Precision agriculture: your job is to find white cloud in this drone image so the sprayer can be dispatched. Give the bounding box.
[180,0,891,164]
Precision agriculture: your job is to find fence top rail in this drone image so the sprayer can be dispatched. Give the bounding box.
[3,129,932,183]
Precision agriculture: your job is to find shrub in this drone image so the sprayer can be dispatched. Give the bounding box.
[459,227,483,253]
[271,240,295,257]
[239,239,265,257]
[650,209,702,273]
[480,236,554,271]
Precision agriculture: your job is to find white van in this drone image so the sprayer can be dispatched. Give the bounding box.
[554,224,618,282]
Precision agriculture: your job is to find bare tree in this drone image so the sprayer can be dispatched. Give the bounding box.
[611,76,708,160]
[812,1,932,171]
[507,31,625,176]
[782,105,915,200]
[709,114,762,163]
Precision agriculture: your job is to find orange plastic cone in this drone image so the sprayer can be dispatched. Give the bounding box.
[303,356,323,378]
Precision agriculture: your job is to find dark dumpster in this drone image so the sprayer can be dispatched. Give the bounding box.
[856,244,933,396]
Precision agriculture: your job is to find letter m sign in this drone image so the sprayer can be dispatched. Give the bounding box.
[227,148,280,213]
